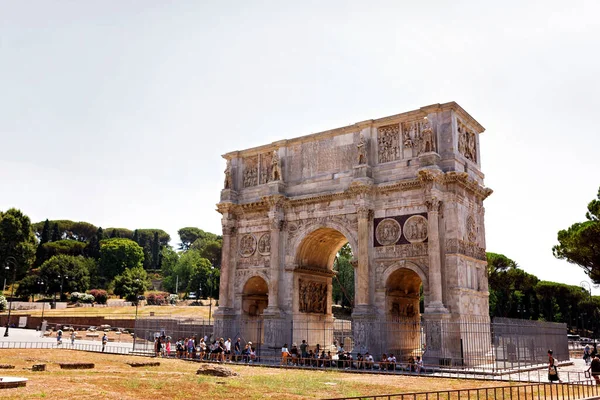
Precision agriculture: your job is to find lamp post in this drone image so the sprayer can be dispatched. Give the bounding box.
[4,256,18,337]
[38,279,46,323]
[132,279,141,353]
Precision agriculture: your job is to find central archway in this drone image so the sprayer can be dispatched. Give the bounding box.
[293,227,355,350]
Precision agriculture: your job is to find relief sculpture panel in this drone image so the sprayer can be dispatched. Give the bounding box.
[257,233,271,255]
[377,124,400,163]
[298,279,327,314]
[243,156,258,187]
[403,215,428,243]
[239,233,257,257]
[458,119,477,163]
[375,218,402,246]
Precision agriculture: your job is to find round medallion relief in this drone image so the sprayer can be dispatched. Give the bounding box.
[375,218,402,246]
[257,233,271,255]
[239,234,257,257]
[403,215,428,243]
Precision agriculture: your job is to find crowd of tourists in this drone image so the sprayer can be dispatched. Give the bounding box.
[279,340,424,372]
[153,335,257,363]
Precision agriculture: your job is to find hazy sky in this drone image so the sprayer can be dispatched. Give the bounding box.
[1,1,599,292]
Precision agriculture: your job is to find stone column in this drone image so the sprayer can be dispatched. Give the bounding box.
[264,195,285,314]
[355,206,371,307]
[266,215,282,311]
[424,197,448,313]
[218,220,235,309]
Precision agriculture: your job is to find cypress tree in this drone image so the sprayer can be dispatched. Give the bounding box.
[51,223,60,241]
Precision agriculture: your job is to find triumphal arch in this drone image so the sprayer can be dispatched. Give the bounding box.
[214,102,492,363]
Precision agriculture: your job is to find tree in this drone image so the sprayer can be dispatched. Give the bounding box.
[178,227,203,251]
[34,219,51,267]
[84,227,105,260]
[41,240,87,260]
[38,255,91,300]
[0,208,37,280]
[333,243,354,310]
[160,247,179,292]
[131,229,170,270]
[112,266,150,303]
[553,186,600,283]
[487,252,539,319]
[151,231,160,270]
[32,220,98,242]
[51,223,61,241]
[99,238,144,282]
[186,256,216,298]
[192,238,222,269]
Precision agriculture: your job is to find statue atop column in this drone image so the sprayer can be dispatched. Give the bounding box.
[357,133,368,165]
[271,150,282,181]
[224,159,232,189]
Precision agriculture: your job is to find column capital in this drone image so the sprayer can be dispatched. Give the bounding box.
[221,216,236,236]
[262,194,287,211]
[425,197,443,214]
[269,216,284,231]
[356,206,372,220]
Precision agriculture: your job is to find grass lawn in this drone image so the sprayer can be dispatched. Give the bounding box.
[0,350,510,399]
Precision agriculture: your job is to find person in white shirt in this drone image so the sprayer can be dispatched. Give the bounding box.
[281,343,290,365]
[387,354,397,370]
[364,352,374,369]
[224,338,232,361]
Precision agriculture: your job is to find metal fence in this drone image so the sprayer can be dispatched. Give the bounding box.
[219,315,568,373]
[323,381,600,400]
[132,316,213,354]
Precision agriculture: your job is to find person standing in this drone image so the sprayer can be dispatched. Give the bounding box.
[102,333,108,352]
[224,338,232,362]
[234,338,241,362]
[588,355,600,385]
[281,343,289,365]
[70,330,76,346]
[547,350,562,383]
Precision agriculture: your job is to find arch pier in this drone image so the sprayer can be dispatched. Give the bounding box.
[214,102,492,364]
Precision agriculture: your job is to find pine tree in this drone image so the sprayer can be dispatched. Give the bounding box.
[132,229,139,244]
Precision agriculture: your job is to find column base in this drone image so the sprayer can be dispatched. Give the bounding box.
[267,180,286,195]
[418,152,441,167]
[353,164,372,178]
[424,301,449,314]
[352,307,376,355]
[422,312,454,367]
[212,309,237,340]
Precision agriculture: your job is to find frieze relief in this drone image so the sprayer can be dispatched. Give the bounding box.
[445,238,486,261]
[377,124,400,163]
[458,119,477,163]
[374,243,428,259]
[237,254,270,268]
[298,279,327,314]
